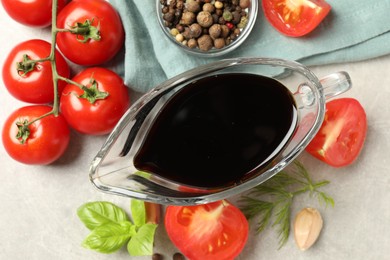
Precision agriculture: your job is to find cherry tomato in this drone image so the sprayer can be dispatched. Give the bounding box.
[56,0,124,66]
[306,98,367,167]
[2,105,70,165]
[1,0,67,28]
[60,67,130,135]
[2,39,70,104]
[262,0,331,37]
[165,200,249,260]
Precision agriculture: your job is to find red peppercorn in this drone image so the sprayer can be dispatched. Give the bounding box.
[226,22,234,29]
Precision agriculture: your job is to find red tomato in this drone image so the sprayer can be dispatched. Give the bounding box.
[1,0,67,27]
[60,67,130,135]
[262,0,331,37]
[306,98,367,167]
[165,200,249,260]
[56,0,124,66]
[2,105,70,165]
[2,39,70,104]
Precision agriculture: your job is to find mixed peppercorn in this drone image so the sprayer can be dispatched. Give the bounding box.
[160,0,251,52]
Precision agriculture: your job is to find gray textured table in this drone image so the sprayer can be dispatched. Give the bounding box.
[1,4,389,260]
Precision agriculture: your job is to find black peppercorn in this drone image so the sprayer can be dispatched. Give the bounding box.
[173,252,186,260]
[214,37,226,49]
[197,34,213,51]
[163,12,175,22]
[181,11,196,25]
[189,23,202,38]
[209,24,222,39]
[160,0,251,52]
[186,0,201,12]
[197,11,213,27]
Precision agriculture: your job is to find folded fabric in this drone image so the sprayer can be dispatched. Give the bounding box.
[109,0,390,93]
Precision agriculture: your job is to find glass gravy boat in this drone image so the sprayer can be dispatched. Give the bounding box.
[89,58,351,205]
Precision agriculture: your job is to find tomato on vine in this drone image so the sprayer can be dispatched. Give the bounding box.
[56,0,125,66]
[2,105,70,165]
[2,39,70,104]
[1,0,67,28]
[60,67,130,135]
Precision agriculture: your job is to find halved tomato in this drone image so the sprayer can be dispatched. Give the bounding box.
[165,200,249,260]
[262,0,331,37]
[306,98,367,167]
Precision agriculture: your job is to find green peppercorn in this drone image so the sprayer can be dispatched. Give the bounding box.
[170,28,180,36]
[223,10,233,21]
[237,15,248,29]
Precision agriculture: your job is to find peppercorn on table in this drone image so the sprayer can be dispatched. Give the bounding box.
[1,4,390,260]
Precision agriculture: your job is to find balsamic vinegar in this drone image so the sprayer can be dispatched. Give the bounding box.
[134,73,298,188]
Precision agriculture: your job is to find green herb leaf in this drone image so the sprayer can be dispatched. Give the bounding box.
[127,223,158,256]
[77,201,129,230]
[239,160,334,248]
[131,199,146,227]
[82,221,136,254]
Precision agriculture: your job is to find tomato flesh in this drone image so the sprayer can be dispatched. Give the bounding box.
[306,98,367,167]
[262,0,331,37]
[165,200,249,260]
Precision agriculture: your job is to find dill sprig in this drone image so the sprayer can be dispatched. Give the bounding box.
[238,160,334,248]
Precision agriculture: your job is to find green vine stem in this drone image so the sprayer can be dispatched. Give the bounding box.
[18,0,105,127]
[17,0,62,129]
[50,0,60,116]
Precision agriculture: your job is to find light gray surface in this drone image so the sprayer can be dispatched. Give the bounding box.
[1,5,390,260]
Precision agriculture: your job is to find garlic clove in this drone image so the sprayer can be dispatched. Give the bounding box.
[293,207,323,251]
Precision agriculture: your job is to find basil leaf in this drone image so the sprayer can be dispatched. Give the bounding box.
[127,223,158,256]
[131,199,146,227]
[82,221,136,254]
[77,201,129,230]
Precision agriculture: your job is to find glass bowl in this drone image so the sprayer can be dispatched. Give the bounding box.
[156,0,258,57]
[89,57,352,205]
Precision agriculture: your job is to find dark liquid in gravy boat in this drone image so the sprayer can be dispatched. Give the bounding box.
[134,73,298,188]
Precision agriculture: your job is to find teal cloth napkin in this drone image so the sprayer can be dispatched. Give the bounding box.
[109,0,390,93]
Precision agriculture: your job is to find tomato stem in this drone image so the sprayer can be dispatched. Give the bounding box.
[16,54,51,77]
[57,19,101,43]
[50,0,60,116]
[57,75,85,89]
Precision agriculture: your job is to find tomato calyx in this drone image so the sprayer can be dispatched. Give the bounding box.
[15,120,31,144]
[67,19,101,43]
[79,77,109,104]
[16,54,49,77]
[14,107,57,144]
